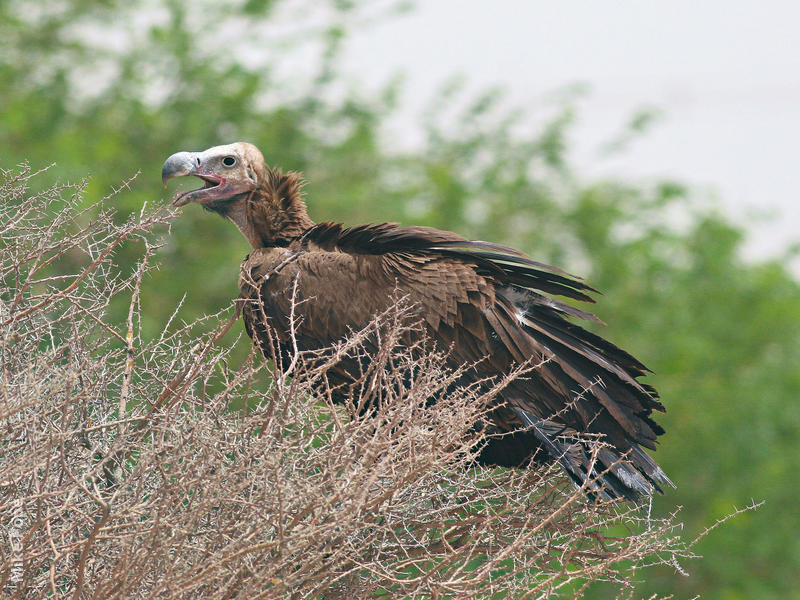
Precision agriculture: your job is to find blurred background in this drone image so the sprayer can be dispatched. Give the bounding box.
[1,1,798,597]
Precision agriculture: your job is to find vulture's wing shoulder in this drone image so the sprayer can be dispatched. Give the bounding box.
[238,223,499,342]
[302,221,603,318]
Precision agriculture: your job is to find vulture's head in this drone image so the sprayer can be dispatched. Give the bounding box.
[161,142,267,212]
[162,141,312,248]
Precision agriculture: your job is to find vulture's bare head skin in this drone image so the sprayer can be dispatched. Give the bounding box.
[161,142,266,208]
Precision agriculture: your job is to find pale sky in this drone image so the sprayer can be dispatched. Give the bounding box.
[341,1,800,267]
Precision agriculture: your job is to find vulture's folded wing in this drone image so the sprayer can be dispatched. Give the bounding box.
[239,222,671,499]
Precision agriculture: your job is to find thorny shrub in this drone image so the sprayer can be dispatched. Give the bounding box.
[0,165,731,599]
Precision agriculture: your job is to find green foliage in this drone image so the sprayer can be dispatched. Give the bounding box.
[1,1,798,597]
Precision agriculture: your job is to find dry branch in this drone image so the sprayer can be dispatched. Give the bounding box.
[0,165,733,599]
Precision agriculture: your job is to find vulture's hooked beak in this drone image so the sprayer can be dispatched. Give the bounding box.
[161,151,224,207]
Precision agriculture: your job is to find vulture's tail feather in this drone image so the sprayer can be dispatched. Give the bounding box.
[512,408,666,501]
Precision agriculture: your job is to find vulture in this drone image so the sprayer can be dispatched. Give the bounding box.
[162,141,672,501]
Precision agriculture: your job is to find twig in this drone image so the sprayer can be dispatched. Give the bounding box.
[120,242,153,420]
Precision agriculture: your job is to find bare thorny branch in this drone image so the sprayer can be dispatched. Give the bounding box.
[0,166,752,599]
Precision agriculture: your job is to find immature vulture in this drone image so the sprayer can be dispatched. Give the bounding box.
[162,142,671,500]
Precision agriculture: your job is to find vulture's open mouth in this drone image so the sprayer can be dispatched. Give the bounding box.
[172,174,225,206]
[199,174,222,189]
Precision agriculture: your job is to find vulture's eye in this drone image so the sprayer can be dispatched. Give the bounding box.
[222,156,236,167]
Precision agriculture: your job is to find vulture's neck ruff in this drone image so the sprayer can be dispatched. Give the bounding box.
[246,168,316,248]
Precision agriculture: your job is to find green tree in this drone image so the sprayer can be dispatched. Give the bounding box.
[1,1,797,597]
